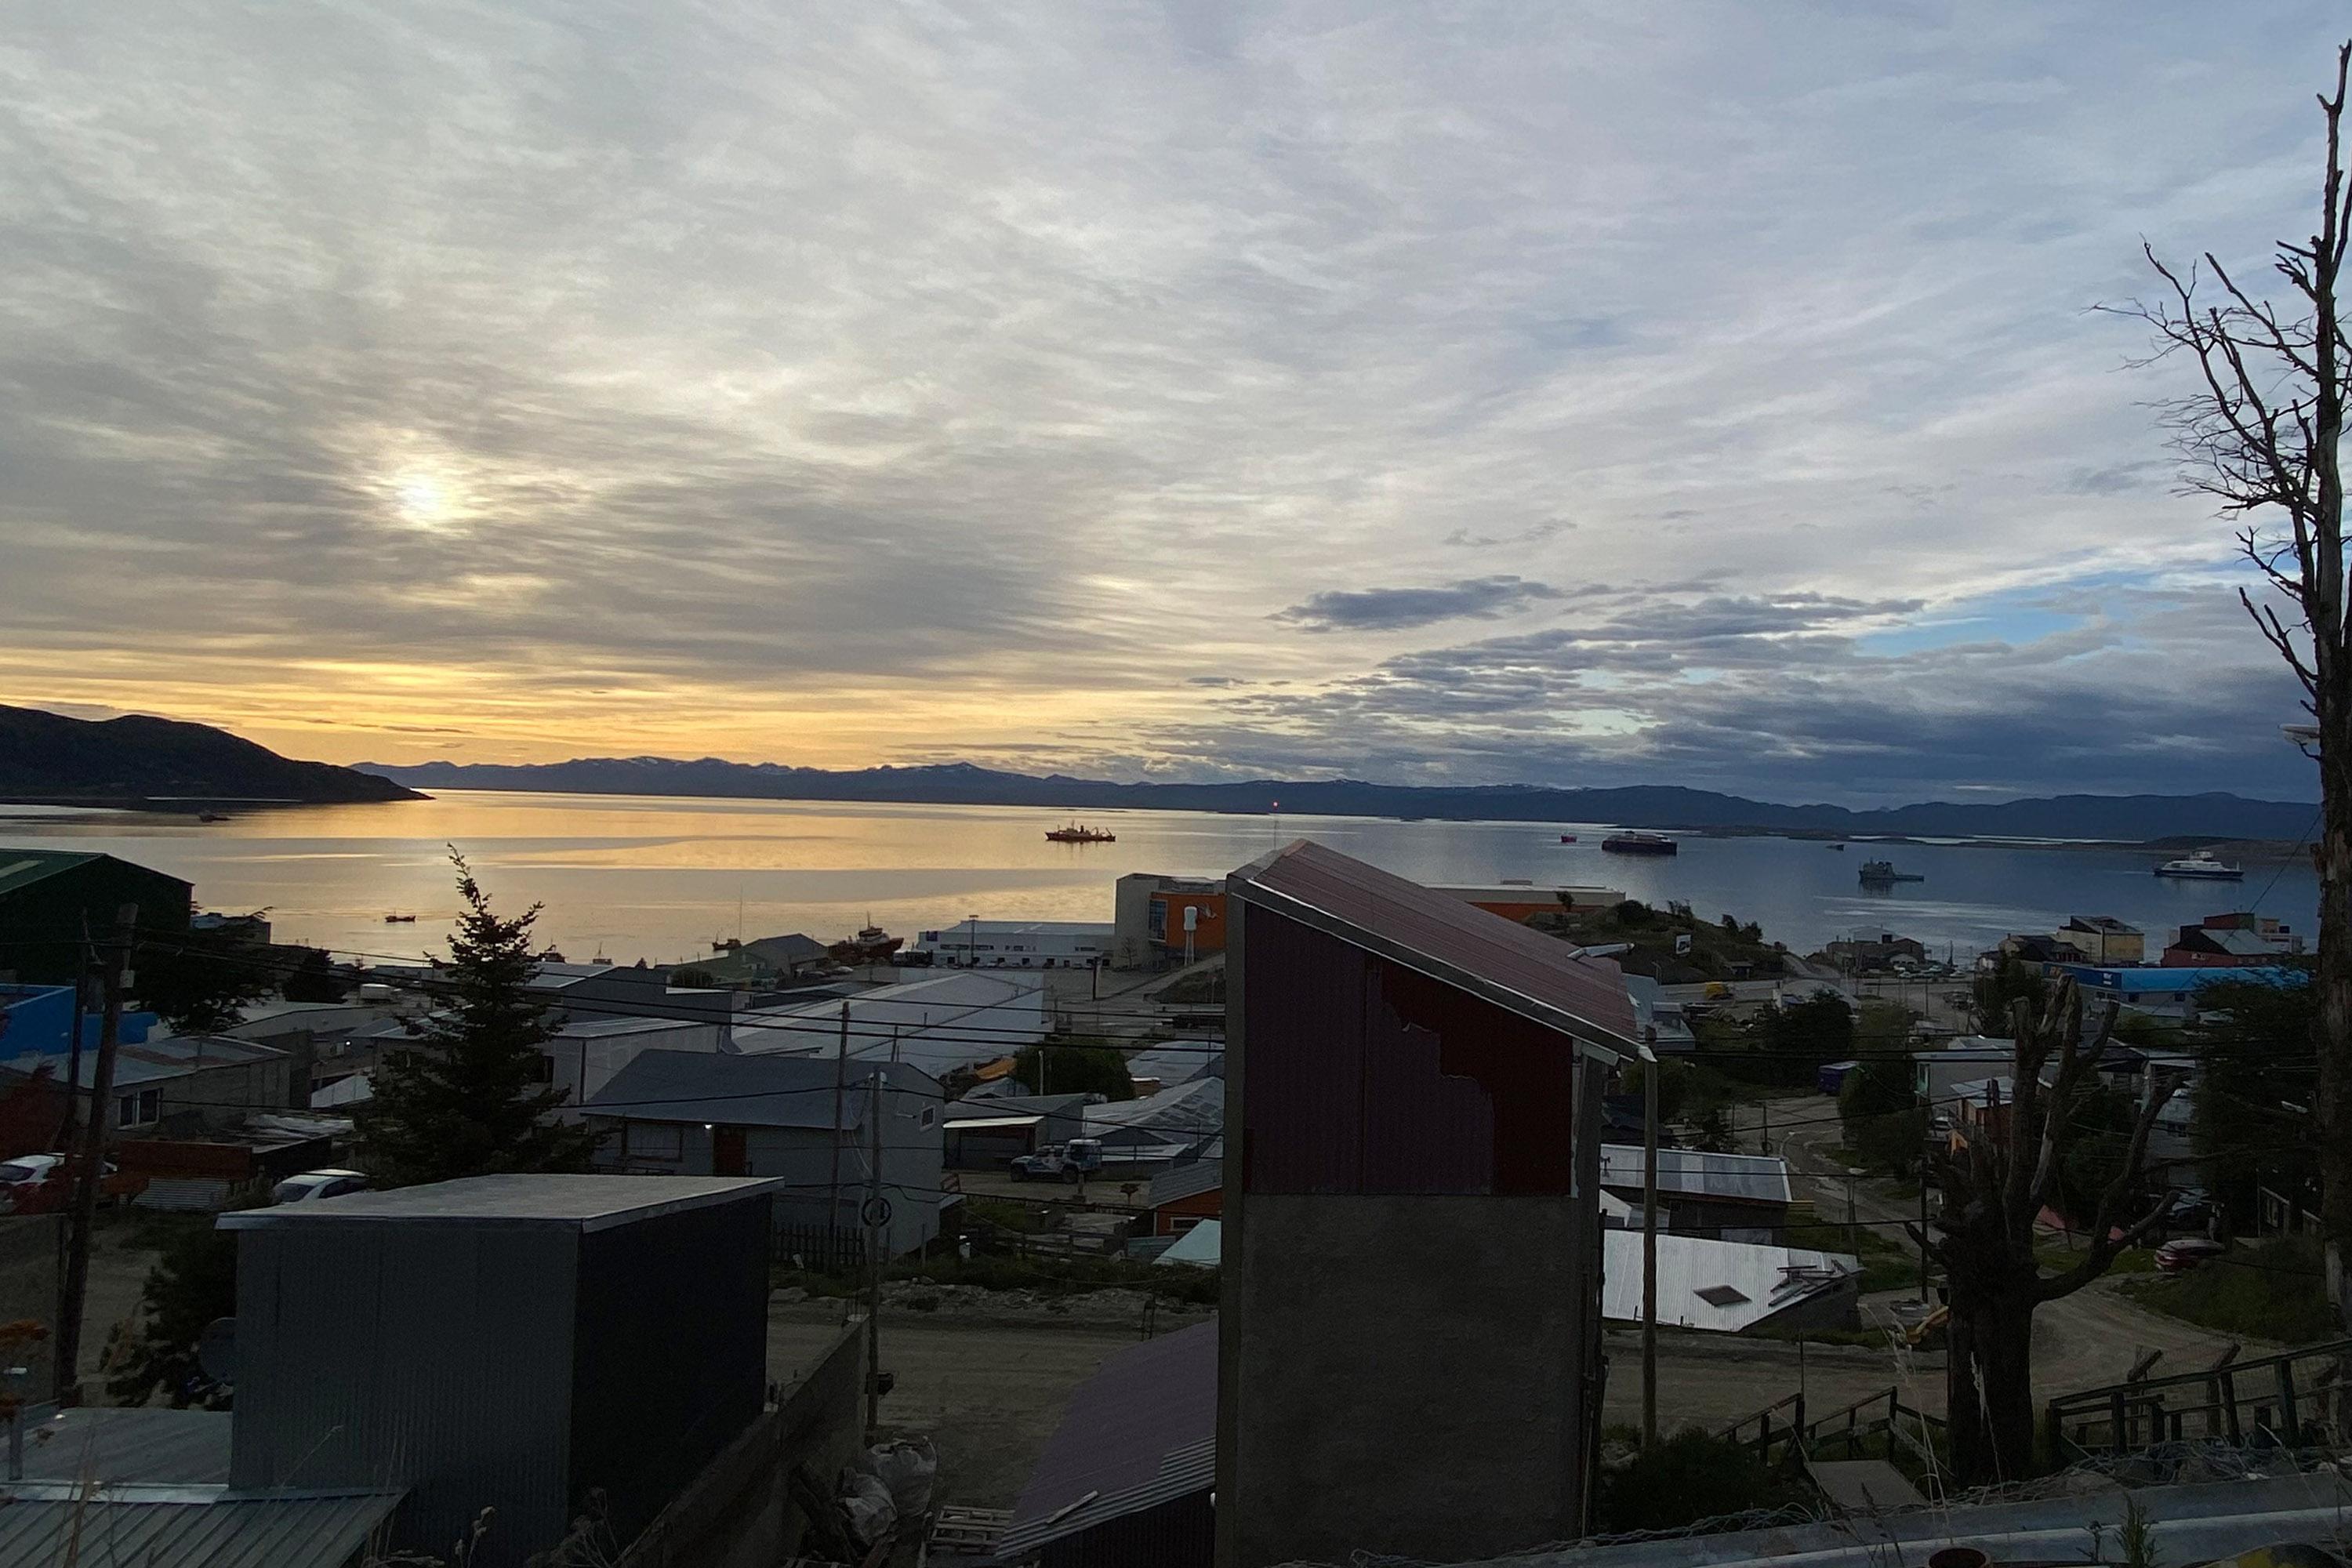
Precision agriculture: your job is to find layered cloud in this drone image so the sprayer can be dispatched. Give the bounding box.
[0,2,2336,801]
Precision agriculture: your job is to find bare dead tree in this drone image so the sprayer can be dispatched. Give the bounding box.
[1910,978,2178,1484]
[2105,41,2352,1333]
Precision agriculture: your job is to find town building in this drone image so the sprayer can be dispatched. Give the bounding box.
[1112,873,1229,968]
[1220,839,1639,1565]
[1123,1042,1223,1094]
[2,1033,296,1136]
[943,1091,1090,1169]
[733,968,1050,1079]
[1823,931,1928,971]
[2060,963,2299,1022]
[909,920,1116,969]
[2057,915,2145,966]
[1598,1230,1857,1333]
[1000,1320,1217,1568]
[1623,974,1697,1053]
[1145,1156,1222,1236]
[584,1048,944,1258]
[2163,912,2306,967]
[221,1174,781,1567]
[1082,1076,1223,1171]
[0,849,193,988]
[1990,932,2088,972]
[0,983,77,1055]
[1915,1038,2017,1109]
[1427,881,1627,923]
[541,1012,728,1115]
[1595,1145,1793,1241]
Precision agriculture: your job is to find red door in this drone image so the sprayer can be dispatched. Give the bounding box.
[711,1126,748,1176]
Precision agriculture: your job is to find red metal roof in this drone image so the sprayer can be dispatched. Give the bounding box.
[1229,839,1638,1051]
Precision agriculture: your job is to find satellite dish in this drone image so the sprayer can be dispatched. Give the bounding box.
[197,1317,237,1385]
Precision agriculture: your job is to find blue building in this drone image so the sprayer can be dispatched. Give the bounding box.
[0,984,158,1057]
[2057,964,2302,1022]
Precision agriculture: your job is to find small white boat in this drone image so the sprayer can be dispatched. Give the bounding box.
[2154,849,2245,880]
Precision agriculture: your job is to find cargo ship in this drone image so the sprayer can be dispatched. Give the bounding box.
[1045,823,1116,843]
[1858,860,1924,884]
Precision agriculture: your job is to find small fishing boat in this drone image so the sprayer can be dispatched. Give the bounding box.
[383,911,417,924]
[1559,834,1578,844]
[1828,842,1846,851]
[198,811,230,822]
[829,924,905,964]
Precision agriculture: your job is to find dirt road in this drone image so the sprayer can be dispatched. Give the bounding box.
[1747,1091,2265,1396]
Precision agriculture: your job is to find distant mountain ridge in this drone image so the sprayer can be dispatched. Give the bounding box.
[354,754,2318,841]
[0,705,423,804]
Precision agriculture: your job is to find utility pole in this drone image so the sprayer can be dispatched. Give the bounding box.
[1918,1142,1932,1305]
[56,905,133,1405]
[1639,1042,1660,1448]
[863,1067,886,1435]
[828,1000,849,1269]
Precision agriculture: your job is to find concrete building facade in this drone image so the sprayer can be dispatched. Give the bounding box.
[1219,840,1638,1567]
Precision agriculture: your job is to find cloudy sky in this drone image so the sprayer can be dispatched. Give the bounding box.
[1,2,2341,804]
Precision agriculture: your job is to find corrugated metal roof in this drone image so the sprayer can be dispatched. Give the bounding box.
[1229,840,1638,1056]
[733,971,1051,1077]
[15,1406,230,1485]
[1599,1230,1857,1333]
[1004,1320,1217,1555]
[0,850,100,897]
[0,1487,403,1568]
[1595,1145,1792,1205]
[1155,1220,1221,1268]
[9,1034,288,1091]
[943,1093,1088,1123]
[219,1172,779,1231]
[1123,1045,1224,1087]
[582,1048,936,1129]
[1148,1159,1222,1208]
[1085,1077,1222,1137]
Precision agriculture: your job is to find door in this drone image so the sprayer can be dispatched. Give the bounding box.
[711,1125,748,1176]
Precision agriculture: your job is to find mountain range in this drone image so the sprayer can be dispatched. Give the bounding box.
[354,753,2319,841]
[0,704,422,804]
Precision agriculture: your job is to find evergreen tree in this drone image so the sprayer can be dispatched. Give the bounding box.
[358,854,600,1185]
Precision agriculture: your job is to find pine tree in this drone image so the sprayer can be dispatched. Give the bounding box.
[358,853,600,1185]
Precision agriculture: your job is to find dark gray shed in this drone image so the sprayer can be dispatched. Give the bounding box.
[220,1174,778,1568]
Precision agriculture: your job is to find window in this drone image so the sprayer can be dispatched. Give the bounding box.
[919,1107,937,1129]
[622,1122,684,1161]
[117,1089,160,1128]
[529,1054,555,1084]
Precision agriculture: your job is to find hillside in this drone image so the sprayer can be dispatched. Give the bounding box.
[354,756,2316,841]
[0,705,423,804]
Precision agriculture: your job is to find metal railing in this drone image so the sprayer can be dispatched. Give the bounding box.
[2045,1338,2352,1460]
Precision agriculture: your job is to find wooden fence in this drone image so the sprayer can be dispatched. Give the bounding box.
[2045,1338,2352,1460]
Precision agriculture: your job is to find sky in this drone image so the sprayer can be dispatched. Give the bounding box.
[1,2,2343,806]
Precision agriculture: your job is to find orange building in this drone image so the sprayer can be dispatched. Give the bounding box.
[1114,873,1229,967]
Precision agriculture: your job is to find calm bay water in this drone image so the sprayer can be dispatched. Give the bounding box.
[0,789,2319,967]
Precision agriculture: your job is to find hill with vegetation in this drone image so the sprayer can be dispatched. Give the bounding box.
[0,704,423,804]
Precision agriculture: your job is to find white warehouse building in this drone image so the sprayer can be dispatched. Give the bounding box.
[910,920,1116,970]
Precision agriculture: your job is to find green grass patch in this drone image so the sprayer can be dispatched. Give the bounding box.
[2118,1236,2335,1342]
[2033,1238,2158,1278]
[1785,1220,1920,1294]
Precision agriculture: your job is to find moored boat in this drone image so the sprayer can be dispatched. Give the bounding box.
[1045,823,1116,843]
[1601,831,1677,856]
[829,924,906,964]
[1857,859,1924,884]
[2154,849,2245,880]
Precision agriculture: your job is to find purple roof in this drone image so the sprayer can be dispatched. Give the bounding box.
[1009,1320,1215,1532]
[1229,839,1639,1051]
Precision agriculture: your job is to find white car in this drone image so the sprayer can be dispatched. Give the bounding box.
[270,1169,370,1204]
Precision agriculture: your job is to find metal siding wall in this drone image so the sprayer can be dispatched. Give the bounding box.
[230,1222,579,1568]
[571,1196,771,1552]
[1241,909,1577,1196]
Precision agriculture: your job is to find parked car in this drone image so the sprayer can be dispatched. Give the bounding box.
[0,1152,121,1214]
[1009,1139,1105,1183]
[270,1169,370,1204]
[2154,1236,2227,1273]
[2163,1187,2214,1229]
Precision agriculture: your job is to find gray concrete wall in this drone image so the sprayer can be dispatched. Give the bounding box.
[612,1319,867,1568]
[1223,1192,1592,1567]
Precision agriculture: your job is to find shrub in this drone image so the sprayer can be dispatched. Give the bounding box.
[1596,1428,1808,1534]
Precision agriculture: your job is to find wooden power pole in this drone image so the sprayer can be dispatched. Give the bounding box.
[864,1067,887,1434]
[827,1000,849,1265]
[56,904,134,1404]
[1640,1042,1660,1446]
